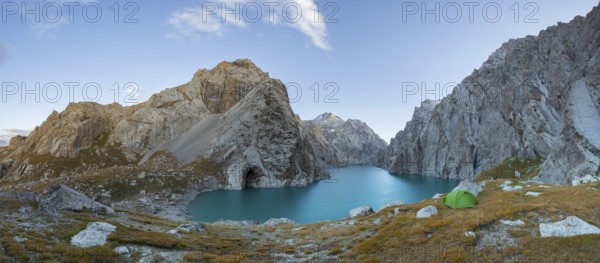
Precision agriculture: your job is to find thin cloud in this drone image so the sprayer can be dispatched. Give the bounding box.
[168,8,228,40]
[2,129,32,135]
[167,0,332,50]
[0,129,31,146]
[284,0,331,50]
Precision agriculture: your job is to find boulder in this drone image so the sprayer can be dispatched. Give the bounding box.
[40,185,115,215]
[349,206,374,218]
[501,182,523,192]
[453,180,483,197]
[71,222,117,248]
[502,185,523,192]
[416,206,438,218]
[539,216,600,237]
[571,174,600,186]
[525,191,541,196]
[261,218,297,226]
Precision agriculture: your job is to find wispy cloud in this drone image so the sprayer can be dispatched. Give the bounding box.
[167,0,332,50]
[167,7,245,40]
[284,0,331,50]
[2,129,32,135]
[0,129,31,147]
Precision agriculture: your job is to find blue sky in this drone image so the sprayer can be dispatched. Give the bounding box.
[0,0,598,145]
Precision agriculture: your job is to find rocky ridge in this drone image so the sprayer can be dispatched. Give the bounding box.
[302,113,388,167]
[387,6,600,184]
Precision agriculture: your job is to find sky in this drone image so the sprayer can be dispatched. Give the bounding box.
[0,0,599,146]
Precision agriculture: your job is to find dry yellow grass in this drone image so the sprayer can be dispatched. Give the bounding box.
[342,181,600,262]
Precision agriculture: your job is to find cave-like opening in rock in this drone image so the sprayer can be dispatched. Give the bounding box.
[244,167,260,188]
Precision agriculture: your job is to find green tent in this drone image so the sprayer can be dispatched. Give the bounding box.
[442,189,478,209]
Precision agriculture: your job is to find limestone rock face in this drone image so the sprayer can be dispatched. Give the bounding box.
[193,59,271,114]
[141,75,328,190]
[387,6,600,184]
[302,113,388,167]
[387,100,438,175]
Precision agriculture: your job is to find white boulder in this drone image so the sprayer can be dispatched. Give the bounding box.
[525,191,541,196]
[453,180,483,197]
[540,216,600,237]
[71,222,117,248]
[571,174,600,186]
[349,206,374,218]
[416,206,438,218]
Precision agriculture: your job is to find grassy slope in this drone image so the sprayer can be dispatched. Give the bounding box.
[2,180,600,262]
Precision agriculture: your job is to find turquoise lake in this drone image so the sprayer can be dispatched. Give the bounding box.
[188,166,459,224]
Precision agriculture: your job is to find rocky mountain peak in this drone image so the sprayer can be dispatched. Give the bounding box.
[314,112,344,126]
[191,59,274,114]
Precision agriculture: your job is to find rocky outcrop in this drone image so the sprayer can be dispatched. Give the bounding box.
[387,6,600,184]
[387,99,438,175]
[139,65,328,190]
[416,205,438,218]
[302,113,388,167]
[9,103,127,158]
[349,206,374,218]
[40,184,115,215]
[71,222,117,248]
[539,216,600,237]
[452,180,484,197]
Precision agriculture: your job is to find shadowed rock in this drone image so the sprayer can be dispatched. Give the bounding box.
[40,184,115,215]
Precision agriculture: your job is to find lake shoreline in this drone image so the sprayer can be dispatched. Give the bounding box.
[186,166,459,224]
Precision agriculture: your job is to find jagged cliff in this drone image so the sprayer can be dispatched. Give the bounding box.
[302,113,388,167]
[387,6,600,184]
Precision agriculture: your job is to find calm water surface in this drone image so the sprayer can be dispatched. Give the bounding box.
[188,166,459,224]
